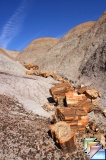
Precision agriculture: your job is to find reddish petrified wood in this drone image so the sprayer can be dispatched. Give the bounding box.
[76,99,94,113]
[65,91,87,106]
[77,86,87,94]
[85,89,99,99]
[50,121,77,153]
[50,82,73,105]
[55,107,88,132]
[24,64,39,70]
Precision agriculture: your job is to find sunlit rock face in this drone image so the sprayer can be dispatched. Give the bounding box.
[16,37,59,64]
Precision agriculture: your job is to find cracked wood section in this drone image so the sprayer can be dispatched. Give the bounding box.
[50,121,77,153]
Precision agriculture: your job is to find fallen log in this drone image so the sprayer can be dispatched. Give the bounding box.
[50,121,77,153]
[24,64,39,70]
[26,69,40,75]
[26,70,36,75]
[65,91,87,106]
[50,82,73,105]
[55,107,88,132]
[55,107,87,121]
[76,99,94,113]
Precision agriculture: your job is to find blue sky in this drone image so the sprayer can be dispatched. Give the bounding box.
[0,0,106,51]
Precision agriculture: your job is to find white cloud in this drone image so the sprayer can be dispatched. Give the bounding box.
[0,0,27,48]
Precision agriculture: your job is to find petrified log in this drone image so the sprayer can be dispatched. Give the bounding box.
[48,72,57,79]
[50,82,73,105]
[85,89,99,99]
[26,70,35,75]
[55,107,87,120]
[77,86,87,94]
[40,72,48,78]
[24,64,39,70]
[76,99,94,113]
[40,72,57,79]
[26,69,40,76]
[34,69,40,76]
[78,116,88,126]
[50,82,73,95]
[65,91,87,106]
[91,99,100,106]
[55,107,88,132]
[50,121,77,153]
[69,125,86,132]
[56,77,67,83]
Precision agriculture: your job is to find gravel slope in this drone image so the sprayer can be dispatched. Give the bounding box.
[0,95,89,160]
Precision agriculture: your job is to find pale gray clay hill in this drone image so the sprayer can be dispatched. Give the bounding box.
[0,52,59,119]
[35,13,106,94]
[0,47,19,59]
[16,37,59,64]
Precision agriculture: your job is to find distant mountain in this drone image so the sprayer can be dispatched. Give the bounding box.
[0,48,19,59]
[16,38,59,64]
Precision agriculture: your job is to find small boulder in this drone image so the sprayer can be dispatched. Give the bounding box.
[86,89,99,99]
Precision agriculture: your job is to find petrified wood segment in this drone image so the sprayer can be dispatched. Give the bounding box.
[65,91,87,106]
[76,99,94,113]
[50,82,73,105]
[26,70,36,75]
[77,86,87,94]
[24,64,39,70]
[85,89,99,99]
[26,69,40,75]
[50,121,77,153]
[55,107,88,132]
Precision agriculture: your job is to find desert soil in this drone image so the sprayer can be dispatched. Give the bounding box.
[0,95,106,160]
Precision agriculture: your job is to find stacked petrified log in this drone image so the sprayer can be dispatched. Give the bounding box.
[49,82,100,152]
[50,82,96,132]
[55,107,88,132]
[50,82,74,105]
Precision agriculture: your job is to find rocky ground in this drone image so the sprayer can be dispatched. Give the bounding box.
[0,95,105,160]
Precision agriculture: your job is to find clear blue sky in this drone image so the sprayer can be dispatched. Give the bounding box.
[0,0,106,51]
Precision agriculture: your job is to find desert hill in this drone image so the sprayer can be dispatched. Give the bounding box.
[35,13,105,82]
[61,21,96,41]
[33,12,106,99]
[16,37,59,64]
[0,47,19,59]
